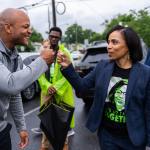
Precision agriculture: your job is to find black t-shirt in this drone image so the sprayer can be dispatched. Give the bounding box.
[102,64,131,137]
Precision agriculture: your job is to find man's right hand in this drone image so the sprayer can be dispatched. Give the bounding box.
[18,130,29,149]
[40,48,55,65]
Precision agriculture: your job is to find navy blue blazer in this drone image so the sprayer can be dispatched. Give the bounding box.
[62,60,150,146]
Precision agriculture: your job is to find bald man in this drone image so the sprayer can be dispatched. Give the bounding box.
[0,8,55,150]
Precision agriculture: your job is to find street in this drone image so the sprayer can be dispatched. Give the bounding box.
[8,94,100,150]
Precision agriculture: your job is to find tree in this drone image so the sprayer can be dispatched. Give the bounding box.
[101,9,150,47]
[129,10,150,47]
[30,27,43,42]
[102,12,135,39]
[63,23,102,44]
[64,23,84,44]
[89,32,103,42]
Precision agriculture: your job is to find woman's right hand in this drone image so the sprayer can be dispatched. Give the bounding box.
[57,51,72,69]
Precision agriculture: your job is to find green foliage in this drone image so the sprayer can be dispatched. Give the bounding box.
[64,24,83,44]
[90,32,103,42]
[102,9,150,47]
[30,27,43,42]
[102,13,135,39]
[24,41,35,52]
[130,10,150,47]
[62,9,150,48]
[63,23,102,44]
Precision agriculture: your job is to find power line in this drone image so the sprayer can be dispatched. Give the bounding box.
[85,2,106,20]
[18,0,50,10]
[60,0,90,2]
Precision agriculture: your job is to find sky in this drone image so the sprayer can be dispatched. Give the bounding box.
[0,0,150,38]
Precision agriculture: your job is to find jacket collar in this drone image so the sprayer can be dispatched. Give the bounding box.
[0,39,19,59]
[125,62,140,109]
[99,61,114,102]
[101,61,140,110]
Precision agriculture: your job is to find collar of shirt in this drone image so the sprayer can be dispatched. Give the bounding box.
[0,39,19,59]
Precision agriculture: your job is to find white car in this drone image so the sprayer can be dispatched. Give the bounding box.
[71,51,83,66]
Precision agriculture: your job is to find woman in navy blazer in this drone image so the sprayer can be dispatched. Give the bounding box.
[57,25,150,150]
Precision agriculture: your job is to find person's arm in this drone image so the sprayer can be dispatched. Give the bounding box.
[57,51,97,93]
[0,48,55,95]
[0,57,47,95]
[61,64,96,93]
[9,93,29,149]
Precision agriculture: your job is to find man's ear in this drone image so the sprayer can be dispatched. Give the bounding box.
[4,23,13,34]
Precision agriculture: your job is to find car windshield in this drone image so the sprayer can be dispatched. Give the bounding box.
[82,47,108,63]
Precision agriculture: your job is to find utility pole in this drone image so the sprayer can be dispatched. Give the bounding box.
[48,5,51,30]
[75,25,78,50]
[52,0,57,27]
[75,23,78,50]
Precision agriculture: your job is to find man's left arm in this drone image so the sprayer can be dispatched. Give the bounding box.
[9,93,29,149]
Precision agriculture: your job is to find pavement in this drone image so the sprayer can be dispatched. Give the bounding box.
[8,95,100,150]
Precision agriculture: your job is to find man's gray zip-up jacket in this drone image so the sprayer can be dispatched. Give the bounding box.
[0,40,48,133]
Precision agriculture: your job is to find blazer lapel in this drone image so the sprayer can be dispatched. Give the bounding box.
[125,63,140,110]
[100,62,114,102]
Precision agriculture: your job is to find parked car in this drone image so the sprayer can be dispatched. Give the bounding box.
[75,41,109,106]
[92,40,107,46]
[75,40,148,107]
[19,52,40,101]
[71,50,83,66]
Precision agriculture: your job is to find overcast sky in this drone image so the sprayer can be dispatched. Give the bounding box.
[0,0,150,38]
